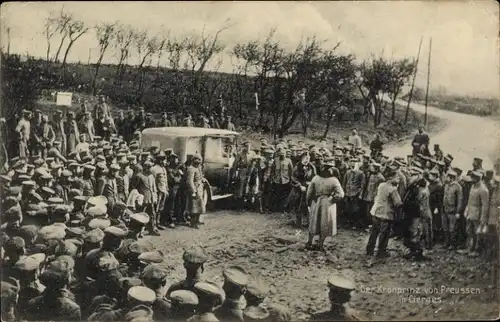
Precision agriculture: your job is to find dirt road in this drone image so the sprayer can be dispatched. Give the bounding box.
[141,103,499,321]
[385,99,499,172]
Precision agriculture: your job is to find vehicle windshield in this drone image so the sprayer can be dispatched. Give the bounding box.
[204,136,236,163]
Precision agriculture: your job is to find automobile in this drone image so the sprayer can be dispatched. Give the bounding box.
[140,126,240,208]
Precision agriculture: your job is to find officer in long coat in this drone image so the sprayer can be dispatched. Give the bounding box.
[186,154,205,228]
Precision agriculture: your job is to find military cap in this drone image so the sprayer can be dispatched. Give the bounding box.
[118,158,129,165]
[142,264,168,282]
[246,277,270,299]
[129,212,149,225]
[25,165,35,170]
[49,254,75,271]
[462,175,473,182]
[104,226,128,237]
[88,218,111,230]
[0,174,12,182]
[61,170,72,177]
[128,286,156,304]
[327,275,356,292]
[244,306,270,321]
[471,170,483,178]
[5,206,22,221]
[45,157,55,163]
[41,186,56,196]
[55,240,78,257]
[88,195,108,207]
[473,157,483,163]
[65,226,85,238]
[65,238,83,248]
[429,168,440,176]
[127,154,136,161]
[67,162,79,169]
[18,225,39,242]
[409,166,424,174]
[53,140,62,145]
[444,154,454,161]
[4,236,25,251]
[7,186,22,196]
[73,195,88,204]
[109,163,120,171]
[96,155,106,162]
[223,266,249,286]
[195,281,225,304]
[14,254,45,272]
[21,180,36,188]
[40,172,53,180]
[138,250,164,264]
[38,224,66,241]
[435,160,445,166]
[86,205,107,218]
[120,277,143,290]
[323,158,336,167]
[47,197,64,204]
[447,169,458,178]
[11,159,25,169]
[17,174,32,182]
[183,246,208,264]
[411,161,422,168]
[170,290,199,306]
[98,253,120,271]
[94,135,103,141]
[84,228,105,243]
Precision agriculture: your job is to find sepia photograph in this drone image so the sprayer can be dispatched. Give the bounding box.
[0,1,499,321]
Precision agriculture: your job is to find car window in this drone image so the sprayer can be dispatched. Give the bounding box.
[204,137,224,162]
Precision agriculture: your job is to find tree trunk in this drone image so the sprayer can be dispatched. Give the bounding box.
[61,40,75,77]
[46,42,51,62]
[322,111,334,138]
[391,98,396,120]
[54,34,67,63]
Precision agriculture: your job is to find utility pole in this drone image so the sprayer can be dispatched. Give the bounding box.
[424,37,432,128]
[404,36,423,124]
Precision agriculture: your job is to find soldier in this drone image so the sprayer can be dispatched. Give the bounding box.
[75,133,90,154]
[483,175,499,260]
[96,163,119,210]
[79,111,95,143]
[360,163,385,230]
[428,168,444,244]
[215,266,249,322]
[366,170,402,260]
[189,282,225,322]
[26,257,81,321]
[117,159,130,203]
[166,153,184,226]
[441,170,463,249]
[81,164,96,197]
[223,116,236,131]
[160,112,170,127]
[65,112,80,155]
[15,110,32,159]
[343,158,366,229]
[151,152,169,230]
[170,290,199,320]
[186,153,205,229]
[52,110,67,156]
[464,171,489,257]
[311,275,364,321]
[243,277,269,314]
[270,149,293,212]
[289,152,316,228]
[166,246,208,297]
[232,142,254,208]
[411,126,430,157]
[53,169,72,204]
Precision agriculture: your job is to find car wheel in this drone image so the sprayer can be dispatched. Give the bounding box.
[202,186,209,211]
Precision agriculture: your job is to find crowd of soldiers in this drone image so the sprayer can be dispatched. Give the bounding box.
[0,96,498,321]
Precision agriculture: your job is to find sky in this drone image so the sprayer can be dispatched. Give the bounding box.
[1,1,499,97]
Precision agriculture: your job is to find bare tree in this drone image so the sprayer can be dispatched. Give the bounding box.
[113,24,136,82]
[183,20,233,109]
[152,31,168,92]
[91,22,116,95]
[134,30,159,101]
[61,18,89,72]
[44,13,58,62]
[53,9,72,63]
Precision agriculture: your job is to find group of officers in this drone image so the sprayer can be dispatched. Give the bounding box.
[229,129,499,264]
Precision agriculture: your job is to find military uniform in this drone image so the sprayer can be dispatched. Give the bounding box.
[215,266,249,322]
